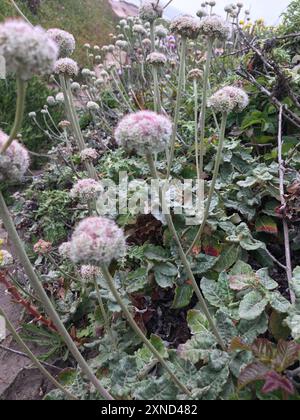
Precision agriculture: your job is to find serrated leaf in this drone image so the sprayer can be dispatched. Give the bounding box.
[172,284,193,309]
[239,291,268,320]
[273,340,300,372]
[262,371,295,396]
[251,339,275,363]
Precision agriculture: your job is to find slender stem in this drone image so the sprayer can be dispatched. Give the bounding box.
[1,79,27,154]
[167,37,187,177]
[9,0,33,25]
[277,105,295,303]
[199,38,214,177]
[0,305,77,400]
[193,79,200,179]
[152,66,162,113]
[187,113,228,255]
[93,275,116,350]
[100,265,191,397]
[150,21,156,52]
[146,154,226,351]
[0,192,113,400]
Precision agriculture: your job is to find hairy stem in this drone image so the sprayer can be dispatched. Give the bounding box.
[0,192,114,400]
[0,305,77,400]
[188,112,228,255]
[193,78,200,179]
[100,265,192,397]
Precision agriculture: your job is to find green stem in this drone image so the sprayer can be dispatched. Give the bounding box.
[167,37,187,177]
[0,192,113,400]
[146,154,226,351]
[193,79,200,180]
[199,38,214,177]
[9,0,33,25]
[1,79,27,154]
[152,66,162,113]
[100,265,191,397]
[93,275,117,351]
[150,21,156,52]
[0,305,77,400]
[187,112,228,255]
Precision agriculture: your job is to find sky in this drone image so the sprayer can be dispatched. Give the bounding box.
[165,0,292,24]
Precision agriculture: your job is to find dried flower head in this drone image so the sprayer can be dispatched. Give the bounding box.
[33,239,52,255]
[139,1,163,22]
[47,28,76,57]
[54,58,79,77]
[0,130,30,182]
[170,16,201,39]
[146,52,167,66]
[188,68,203,80]
[70,179,103,202]
[0,249,13,267]
[115,111,172,155]
[199,15,231,41]
[87,101,100,111]
[155,25,168,38]
[208,86,249,114]
[69,217,126,265]
[133,24,147,36]
[0,19,58,80]
[80,148,98,161]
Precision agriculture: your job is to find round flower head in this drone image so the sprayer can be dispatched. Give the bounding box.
[69,217,126,265]
[54,58,79,77]
[142,38,152,49]
[170,16,201,40]
[34,239,52,255]
[155,25,168,38]
[70,179,103,202]
[55,92,65,103]
[146,52,167,66]
[87,101,100,111]
[199,16,231,41]
[58,242,72,258]
[188,68,203,80]
[208,86,249,114]
[80,265,101,282]
[115,111,172,155]
[0,19,58,80]
[133,24,147,36]
[80,148,98,161]
[0,130,29,182]
[139,1,163,22]
[197,8,208,18]
[47,28,75,57]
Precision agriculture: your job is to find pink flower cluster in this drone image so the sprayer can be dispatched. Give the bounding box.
[70,179,103,202]
[0,130,30,182]
[139,1,163,22]
[54,58,79,77]
[115,111,172,155]
[208,86,249,114]
[80,265,101,281]
[0,20,58,80]
[170,16,201,40]
[69,217,126,265]
[33,239,52,255]
[47,28,76,58]
[80,148,99,161]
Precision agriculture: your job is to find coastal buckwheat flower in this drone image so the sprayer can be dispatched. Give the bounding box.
[115,111,172,155]
[47,96,56,106]
[80,148,99,161]
[87,101,100,111]
[54,58,79,77]
[208,86,249,114]
[188,69,203,80]
[0,20,58,80]
[58,120,71,129]
[197,8,208,18]
[55,92,65,103]
[69,217,126,265]
[58,242,72,258]
[47,28,76,57]
[139,1,163,22]
[80,265,101,281]
[133,24,147,36]
[198,16,231,41]
[0,250,13,267]
[0,130,29,182]
[142,38,152,49]
[33,239,52,255]
[155,25,168,38]
[170,16,201,39]
[70,179,103,202]
[146,52,167,66]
